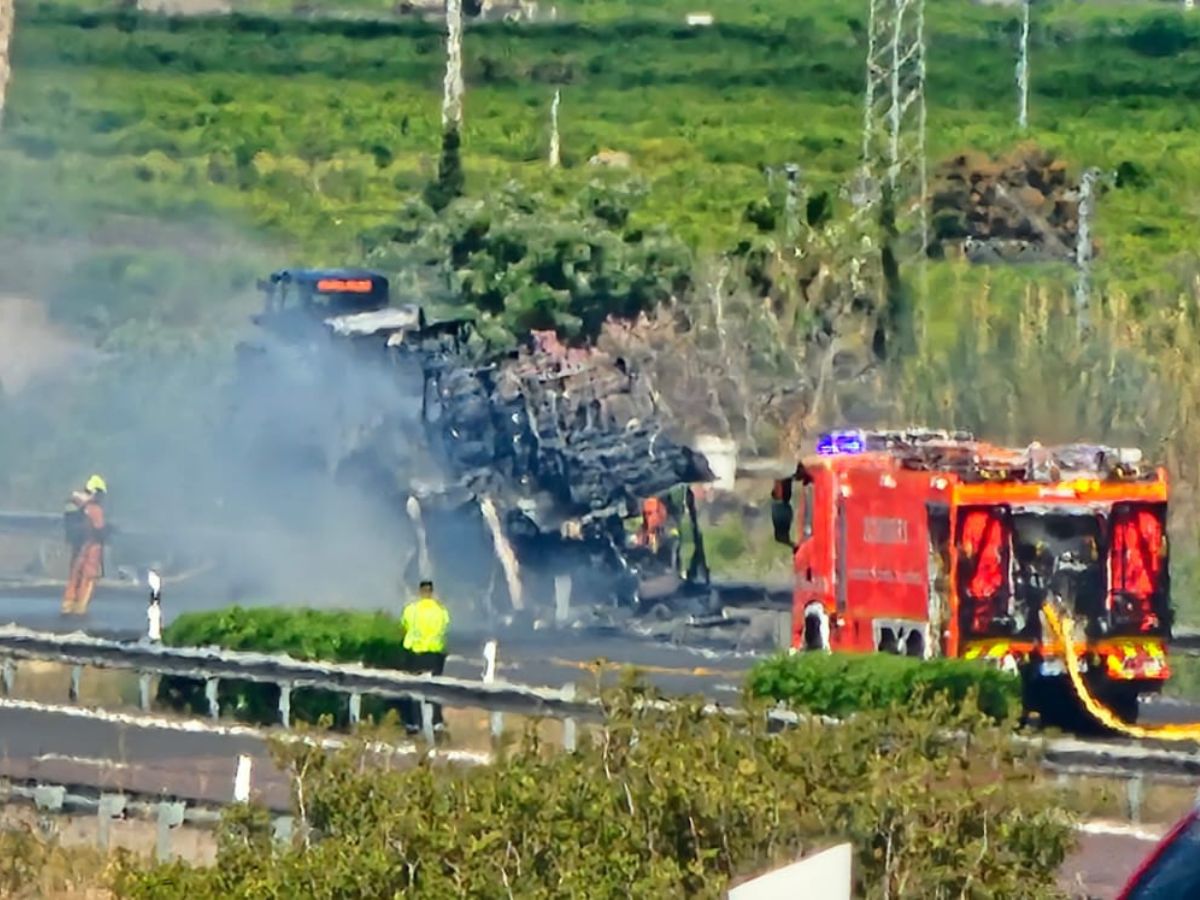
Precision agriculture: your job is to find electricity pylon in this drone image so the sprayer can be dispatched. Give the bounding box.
[1017,0,1031,131]
[0,0,13,128]
[857,0,929,358]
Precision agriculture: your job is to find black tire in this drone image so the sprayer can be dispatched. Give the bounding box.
[803,615,824,651]
[1098,686,1140,725]
[904,632,924,658]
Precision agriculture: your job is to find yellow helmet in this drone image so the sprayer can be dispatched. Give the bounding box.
[85,474,108,494]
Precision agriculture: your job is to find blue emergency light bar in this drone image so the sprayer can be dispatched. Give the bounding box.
[816,429,866,455]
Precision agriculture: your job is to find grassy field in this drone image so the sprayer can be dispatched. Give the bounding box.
[4,0,1200,288]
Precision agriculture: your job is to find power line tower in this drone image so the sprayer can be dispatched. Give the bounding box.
[1016,0,1031,131]
[857,0,929,359]
[1073,166,1101,336]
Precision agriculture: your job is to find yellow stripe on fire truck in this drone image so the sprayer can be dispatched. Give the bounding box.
[1103,640,1169,680]
[963,643,1011,662]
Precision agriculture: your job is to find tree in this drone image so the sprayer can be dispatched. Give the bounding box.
[0,0,13,128]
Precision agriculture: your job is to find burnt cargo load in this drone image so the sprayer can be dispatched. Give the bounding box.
[225,268,714,614]
[770,429,1171,724]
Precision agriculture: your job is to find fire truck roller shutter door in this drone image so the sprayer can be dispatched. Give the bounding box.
[959,508,1010,634]
[1111,505,1164,628]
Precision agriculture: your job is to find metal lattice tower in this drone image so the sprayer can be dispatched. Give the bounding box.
[858,0,929,262]
[442,0,465,132]
[1017,0,1031,131]
[0,0,13,129]
[1073,166,1101,336]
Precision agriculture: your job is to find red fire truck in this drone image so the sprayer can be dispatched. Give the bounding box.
[770,429,1172,722]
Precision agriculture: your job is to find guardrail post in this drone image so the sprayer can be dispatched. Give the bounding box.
[1126,773,1145,823]
[33,784,65,813]
[33,785,64,838]
[234,755,252,804]
[273,815,295,847]
[279,683,292,728]
[562,683,578,752]
[205,678,219,720]
[138,673,152,712]
[483,640,503,743]
[69,666,82,703]
[554,574,572,625]
[421,699,435,745]
[1,658,13,696]
[348,692,362,727]
[156,801,185,862]
[97,793,126,853]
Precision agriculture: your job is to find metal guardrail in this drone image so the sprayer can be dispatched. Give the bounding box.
[1172,627,1200,655]
[3,625,1200,782]
[0,624,593,746]
[1,775,290,861]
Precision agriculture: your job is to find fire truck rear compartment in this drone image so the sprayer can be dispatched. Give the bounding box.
[957,505,1164,642]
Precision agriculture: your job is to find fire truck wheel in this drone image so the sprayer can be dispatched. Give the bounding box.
[1098,686,1140,726]
[904,632,924,658]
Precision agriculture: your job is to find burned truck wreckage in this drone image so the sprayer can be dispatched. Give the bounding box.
[225,269,718,622]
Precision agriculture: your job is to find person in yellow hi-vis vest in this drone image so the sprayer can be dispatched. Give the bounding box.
[400,579,451,734]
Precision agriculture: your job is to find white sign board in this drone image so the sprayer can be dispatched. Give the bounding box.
[727,843,852,900]
[694,434,738,492]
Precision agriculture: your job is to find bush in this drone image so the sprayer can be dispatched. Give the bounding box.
[113,686,1075,898]
[157,607,407,725]
[747,651,1022,722]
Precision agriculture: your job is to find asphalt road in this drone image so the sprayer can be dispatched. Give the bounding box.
[0,706,292,810]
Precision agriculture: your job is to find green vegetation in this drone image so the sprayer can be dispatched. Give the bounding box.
[749,651,1022,722]
[163,605,402,660]
[5,1,1200,282]
[161,605,1020,726]
[113,687,1073,899]
[158,606,406,723]
[0,827,107,899]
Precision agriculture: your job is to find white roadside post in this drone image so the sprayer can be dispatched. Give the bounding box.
[146,569,163,642]
[483,639,503,741]
[141,569,163,711]
[233,754,253,804]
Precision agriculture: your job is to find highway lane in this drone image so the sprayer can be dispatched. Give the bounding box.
[0,705,293,809]
[1063,827,1165,899]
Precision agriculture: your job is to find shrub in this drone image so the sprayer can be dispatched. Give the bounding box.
[747,651,1022,722]
[113,686,1075,898]
[157,607,407,725]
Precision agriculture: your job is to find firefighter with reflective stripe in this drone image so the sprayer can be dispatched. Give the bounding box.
[62,475,108,616]
[400,580,451,733]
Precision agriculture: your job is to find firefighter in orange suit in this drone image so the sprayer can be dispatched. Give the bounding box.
[62,475,108,616]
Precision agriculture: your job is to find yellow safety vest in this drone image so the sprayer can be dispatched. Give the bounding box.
[402,597,450,654]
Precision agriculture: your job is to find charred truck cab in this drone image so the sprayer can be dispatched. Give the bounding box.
[772,429,1171,723]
